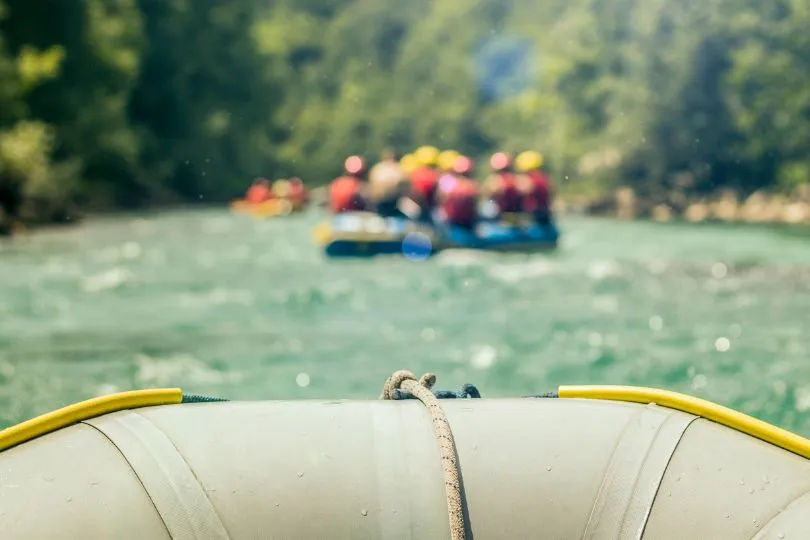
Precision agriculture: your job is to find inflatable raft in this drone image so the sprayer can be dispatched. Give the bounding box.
[2,378,809,539]
[230,198,296,219]
[314,212,560,258]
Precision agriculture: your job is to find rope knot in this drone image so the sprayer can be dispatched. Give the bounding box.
[380,370,437,400]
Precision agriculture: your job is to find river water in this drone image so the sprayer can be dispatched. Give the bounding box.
[1,210,809,435]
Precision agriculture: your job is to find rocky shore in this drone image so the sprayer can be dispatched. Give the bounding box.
[557,185,810,225]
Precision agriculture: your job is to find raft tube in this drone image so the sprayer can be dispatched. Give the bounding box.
[315,212,559,258]
[230,198,295,219]
[313,212,440,258]
[443,220,559,252]
[1,386,809,539]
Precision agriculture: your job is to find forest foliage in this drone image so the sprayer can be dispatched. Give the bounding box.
[1,0,808,223]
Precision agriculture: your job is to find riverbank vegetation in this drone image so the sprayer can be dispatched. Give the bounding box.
[1,0,809,232]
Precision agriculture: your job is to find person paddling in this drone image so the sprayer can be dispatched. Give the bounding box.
[435,155,479,230]
[482,152,522,217]
[516,150,553,225]
[245,178,273,204]
[368,148,407,218]
[288,177,310,210]
[328,156,368,213]
[408,146,441,222]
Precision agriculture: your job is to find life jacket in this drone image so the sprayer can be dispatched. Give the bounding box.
[521,170,551,214]
[329,176,366,213]
[288,182,309,208]
[492,172,522,213]
[245,184,271,204]
[441,178,479,228]
[410,166,440,208]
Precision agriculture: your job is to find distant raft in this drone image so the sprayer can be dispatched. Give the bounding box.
[313,212,560,258]
[230,198,295,219]
[1,384,809,539]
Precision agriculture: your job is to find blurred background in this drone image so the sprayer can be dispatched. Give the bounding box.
[1,0,809,434]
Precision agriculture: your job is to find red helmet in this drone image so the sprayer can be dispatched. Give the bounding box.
[344,155,366,176]
[453,156,475,176]
[489,152,513,172]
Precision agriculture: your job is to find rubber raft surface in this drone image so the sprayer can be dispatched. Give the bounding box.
[1,398,809,539]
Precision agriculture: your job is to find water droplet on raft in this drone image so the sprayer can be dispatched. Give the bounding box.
[546,466,552,472]
[361,509,368,517]
[43,476,54,482]
[297,472,304,478]
[65,497,72,503]
[749,488,755,494]
[777,533,785,539]
[88,480,99,486]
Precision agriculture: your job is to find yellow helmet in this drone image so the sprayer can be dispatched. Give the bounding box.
[414,145,440,167]
[516,151,544,172]
[399,153,419,175]
[437,150,461,171]
[272,179,291,197]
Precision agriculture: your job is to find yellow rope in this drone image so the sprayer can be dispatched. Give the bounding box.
[380,371,467,540]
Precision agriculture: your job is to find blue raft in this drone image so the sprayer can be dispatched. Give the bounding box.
[313,212,560,258]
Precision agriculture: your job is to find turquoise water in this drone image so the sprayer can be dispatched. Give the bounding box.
[1,210,810,435]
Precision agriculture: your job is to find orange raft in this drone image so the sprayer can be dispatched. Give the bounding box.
[229,198,296,219]
[231,178,310,218]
